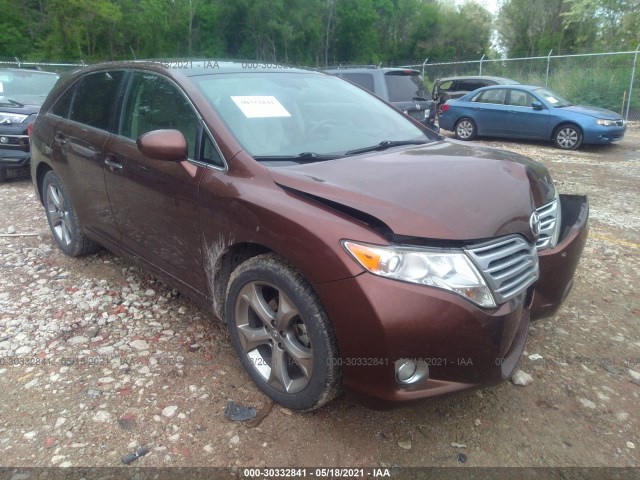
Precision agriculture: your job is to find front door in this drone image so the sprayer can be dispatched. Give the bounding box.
[504,89,550,139]
[104,71,207,296]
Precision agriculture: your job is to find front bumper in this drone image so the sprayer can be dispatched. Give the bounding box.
[314,195,588,407]
[531,194,589,319]
[316,272,531,407]
[0,148,31,169]
[583,124,626,144]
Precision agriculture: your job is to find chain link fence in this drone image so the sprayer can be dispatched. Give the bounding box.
[3,51,640,120]
[0,59,87,75]
[404,49,640,120]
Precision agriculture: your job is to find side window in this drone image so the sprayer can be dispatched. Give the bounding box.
[201,133,225,168]
[50,84,76,118]
[458,81,484,91]
[473,89,506,105]
[506,90,535,107]
[438,80,453,91]
[341,73,375,93]
[121,72,200,158]
[69,71,124,130]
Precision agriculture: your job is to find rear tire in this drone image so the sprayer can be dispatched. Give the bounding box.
[455,118,477,140]
[42,171,98,256]
[553,124,583,150]
[225,254,342,411]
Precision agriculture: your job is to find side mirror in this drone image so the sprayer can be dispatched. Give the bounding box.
[137,129,188,161]
[532,101,544,110]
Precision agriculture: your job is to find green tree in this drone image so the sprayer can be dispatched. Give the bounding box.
[562,0,640,51]
[497,0,575,56]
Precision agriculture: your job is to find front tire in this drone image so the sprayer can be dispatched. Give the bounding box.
[455,118,477,140]
[43,171,98,256]
[554,124,583,150]
[0,168,7,183]
[225,254,342,411]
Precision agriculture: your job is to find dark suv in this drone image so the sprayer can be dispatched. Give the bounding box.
[432,75,519,112]
[0,68,59,182]
[325,67,438,131]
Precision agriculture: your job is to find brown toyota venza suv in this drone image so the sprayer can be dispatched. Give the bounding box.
[30,61,588,410]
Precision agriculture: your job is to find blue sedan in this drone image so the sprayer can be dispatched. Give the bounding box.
[438,85,626,150]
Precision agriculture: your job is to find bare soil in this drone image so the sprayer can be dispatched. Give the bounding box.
[0,126,638,469]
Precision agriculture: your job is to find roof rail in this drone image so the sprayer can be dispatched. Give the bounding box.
[321,64,380,70]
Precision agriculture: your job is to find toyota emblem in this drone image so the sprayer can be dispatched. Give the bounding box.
[529,211,541,238]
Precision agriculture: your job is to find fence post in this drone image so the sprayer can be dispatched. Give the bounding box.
[626,43,640,121]
[479,54,485,75]
[421,57,428,77]
[545,50,552,87]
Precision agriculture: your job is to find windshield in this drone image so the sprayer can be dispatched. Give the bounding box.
[385,72,431,102]
[0,70,59,101]
[534,87,572,107]
[194,72,436,159]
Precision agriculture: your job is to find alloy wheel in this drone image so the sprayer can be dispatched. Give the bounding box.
[556,127,579,149]
[456,120,474,139]
[46,183,73,246]
[234,281,313,394]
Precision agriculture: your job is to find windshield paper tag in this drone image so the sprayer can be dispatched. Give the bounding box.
[0,83,3,93]
[546,96,558,104]
[231,96,291,118]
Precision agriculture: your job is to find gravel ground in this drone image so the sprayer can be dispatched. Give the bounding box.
[0,126,639,469]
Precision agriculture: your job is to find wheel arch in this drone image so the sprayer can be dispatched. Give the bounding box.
[35,162,53,205]
[206,240,272,321]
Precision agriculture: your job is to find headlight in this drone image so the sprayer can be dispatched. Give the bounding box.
[0,113,29,124]
[342,241,496,308]
[595,118,620,126]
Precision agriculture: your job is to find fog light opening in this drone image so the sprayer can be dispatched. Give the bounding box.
[395,358,429,385]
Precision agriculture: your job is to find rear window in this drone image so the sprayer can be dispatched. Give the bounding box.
[341,73,375,93]
[384,72,431,102]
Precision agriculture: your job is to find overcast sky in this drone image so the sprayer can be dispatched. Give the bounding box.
[455,0,500,15]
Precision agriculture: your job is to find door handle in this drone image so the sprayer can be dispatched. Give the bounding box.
[54,133,67,145]
[104,155,123,171]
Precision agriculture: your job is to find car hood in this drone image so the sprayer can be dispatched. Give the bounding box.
[268,141,555,243]
[561,105,622,120]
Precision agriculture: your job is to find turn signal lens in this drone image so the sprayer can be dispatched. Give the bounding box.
[343,242,383,272]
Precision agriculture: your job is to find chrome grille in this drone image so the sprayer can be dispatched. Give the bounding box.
[466,236,539,303]
[536,198,560,250]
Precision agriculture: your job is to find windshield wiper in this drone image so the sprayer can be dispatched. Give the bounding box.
[345,140,429,156]
[254,152,343,163]
[0,96,24,107]
[412,96,430,101]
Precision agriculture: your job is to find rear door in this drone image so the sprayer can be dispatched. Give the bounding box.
[104,71,212,296]
[468,88,507,135]
[48,71,124,247]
